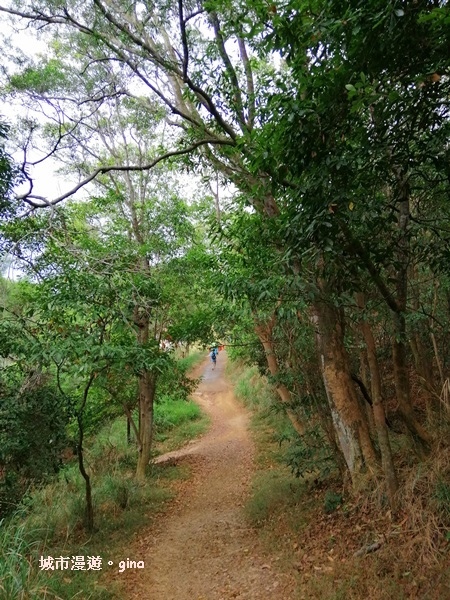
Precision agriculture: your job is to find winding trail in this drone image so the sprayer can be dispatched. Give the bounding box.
[122,352,296,599]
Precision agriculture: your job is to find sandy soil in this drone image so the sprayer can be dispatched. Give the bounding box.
[121,352,297,600]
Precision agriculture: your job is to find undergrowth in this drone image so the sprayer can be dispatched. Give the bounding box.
[230,359,450,600]
[0,352,207,600]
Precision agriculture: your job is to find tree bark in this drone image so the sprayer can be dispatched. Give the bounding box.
[254,315,306,436]
[135,369,156,479]
[356,293,398,508]
[313,291,378,487]
[77,373,96,533]
[309,386,349,479]
[134,306,157,480]
[392,191,432,453]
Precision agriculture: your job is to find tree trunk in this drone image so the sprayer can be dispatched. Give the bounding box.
[77,373,96,533]
[134,304,157,480]
[410,268,436,405]
[356,293,398,508]
[132,296,156,479]
[254,315,306,436]
[358,346,376,435]
[392,312,432,454]
[313,293,378,487]
[136,369,156,479]
[127,416,131,445]
[77,414,94,533]
[392,180,432,454]
[309,386,348,480]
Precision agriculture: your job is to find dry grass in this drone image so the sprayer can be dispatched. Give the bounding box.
[236,363,450,600]
[439,378,450,416]
[245,449,450,599]
[396,442,450,562]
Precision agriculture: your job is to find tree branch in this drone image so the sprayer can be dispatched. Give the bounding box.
[338,218,400,313]
[2,2,239,141]
[237,35,255,130]
[122,402,141,450]
[178,0,189,81]
[209,11,246,131]
[18,138,234,207]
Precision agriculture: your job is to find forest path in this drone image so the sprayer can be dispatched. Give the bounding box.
[120,352,297,600]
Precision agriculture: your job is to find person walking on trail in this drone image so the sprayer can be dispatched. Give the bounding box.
[210,348,217,370]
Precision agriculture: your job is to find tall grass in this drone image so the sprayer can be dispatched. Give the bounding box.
[229,362,297,460]
[0,516,62,600]
[232,364,274,410]
[176,350,204,372]
[153,395,209,452]
[154,395,202,431]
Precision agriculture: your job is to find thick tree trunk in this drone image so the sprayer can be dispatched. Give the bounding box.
[356,293,398,508]
[308,385,348,479]
[254,316,306,436]
[134,304,157,480]
[136,369,156,480]
[313,294,378,487]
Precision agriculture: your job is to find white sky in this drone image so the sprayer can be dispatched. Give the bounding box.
[1,21,80,202]
[0,7,239,212]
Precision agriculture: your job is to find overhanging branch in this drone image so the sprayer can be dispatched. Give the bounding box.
[18,138,235,208]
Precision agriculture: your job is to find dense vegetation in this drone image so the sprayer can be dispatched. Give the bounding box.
[0,0,449,597]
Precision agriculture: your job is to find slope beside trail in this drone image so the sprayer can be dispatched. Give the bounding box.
[120,352,297,600]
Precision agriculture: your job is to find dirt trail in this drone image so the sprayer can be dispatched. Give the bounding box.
[122,352,296,600]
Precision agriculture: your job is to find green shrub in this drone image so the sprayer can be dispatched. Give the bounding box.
[284,426,338,481]
[0,373,69,517]
[323,490,344,514]
[434,480,450,520]
[156,360,199,403]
